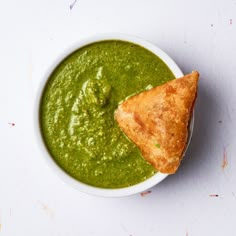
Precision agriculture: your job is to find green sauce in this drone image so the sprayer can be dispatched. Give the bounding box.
[40,40,175,188]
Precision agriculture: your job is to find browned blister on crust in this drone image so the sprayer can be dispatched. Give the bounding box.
[114,71,199,174]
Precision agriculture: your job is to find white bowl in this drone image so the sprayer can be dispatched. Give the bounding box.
[34,33,191,197]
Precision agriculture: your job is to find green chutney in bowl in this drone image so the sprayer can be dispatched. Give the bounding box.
[39,39,176,190]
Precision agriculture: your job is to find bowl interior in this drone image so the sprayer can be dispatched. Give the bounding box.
[35,33,190,197]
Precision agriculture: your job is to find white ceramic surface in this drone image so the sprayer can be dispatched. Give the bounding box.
[34,33,191,197]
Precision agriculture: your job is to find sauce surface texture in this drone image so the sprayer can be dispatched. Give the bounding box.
[40,40,175,188]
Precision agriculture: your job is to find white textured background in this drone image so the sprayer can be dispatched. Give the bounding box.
[0,0,236,235]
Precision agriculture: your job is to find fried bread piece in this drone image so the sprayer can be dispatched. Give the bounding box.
[115,71,199,174]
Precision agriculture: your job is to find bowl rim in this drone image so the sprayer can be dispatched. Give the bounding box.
[34,33,191,198]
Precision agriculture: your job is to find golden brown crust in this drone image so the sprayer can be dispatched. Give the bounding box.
[114,71,199,174]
